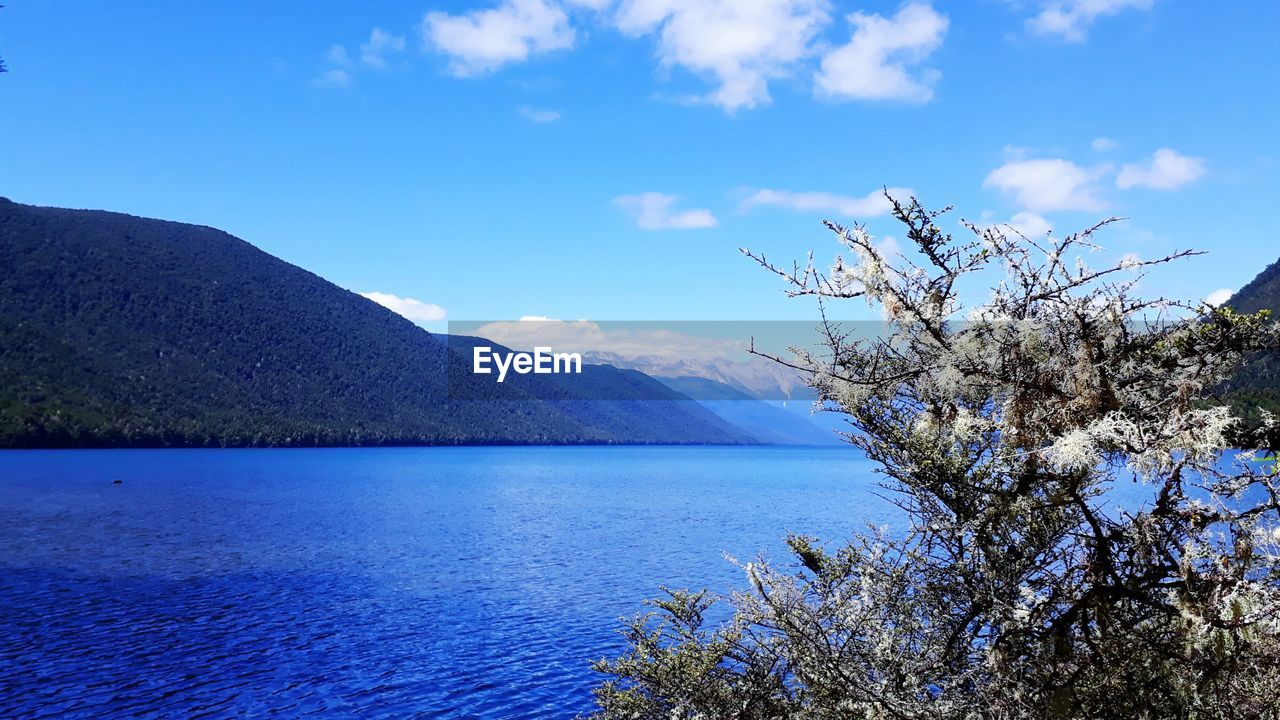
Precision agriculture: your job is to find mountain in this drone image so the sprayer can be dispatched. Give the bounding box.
[1227,260,1280,315]
[0,198,753,447]
[1222,257,1280,439]
[655,376,843,446]
[584,350,809,400]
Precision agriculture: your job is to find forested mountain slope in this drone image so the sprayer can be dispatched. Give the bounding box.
[1220,256,1280,436]
[0,198,752,447]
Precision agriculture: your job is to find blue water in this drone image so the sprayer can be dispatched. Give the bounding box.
[0,446,887,719]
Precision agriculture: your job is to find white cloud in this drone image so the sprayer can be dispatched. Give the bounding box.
[327,44,352,66]
[361,27,406,68]
[980,209,1054,240]
[815,2,948,103]
[874,235,903,259]
[1002,144,1037,160]
[740,187,913,217]
[983,157,1110,212]
[614,0,829,112]
[518,105,562,122]
[1027,0,1154,43]
[1004,210,1054,238]
[313,68,352,88]
[1116,148,1206,190]
[359,292,447,323]
[613,192,717,230]
[1205,288,1234,307]
[413,0,946,112]
[1091,137,1118,152]
[422,0,575,77]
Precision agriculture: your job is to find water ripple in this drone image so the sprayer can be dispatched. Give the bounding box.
[0,446,880,718]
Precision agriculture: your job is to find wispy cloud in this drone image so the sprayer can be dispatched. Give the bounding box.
[613,192,717,230]
[421,0,575,76]
[1026,0,1154,43]
[361,27,406,69]
[312,44,355,87]
[359,292,447,323]
[312,68,352,88]
[518,106,561,122]
[982,210,1054,239]
[1091,137,1118,152]
[983,157,1110,212]
[740,187,912,217]
[1116,148,1206,190]
[327,44,352,66]
[815,2,949,102]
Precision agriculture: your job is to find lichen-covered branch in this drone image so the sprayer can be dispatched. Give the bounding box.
[591,196,1280,719]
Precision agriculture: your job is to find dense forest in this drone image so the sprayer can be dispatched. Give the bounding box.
[1219,257,1280,436]
[0,198,753,447]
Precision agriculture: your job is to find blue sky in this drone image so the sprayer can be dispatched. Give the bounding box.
[1,1,1277,326]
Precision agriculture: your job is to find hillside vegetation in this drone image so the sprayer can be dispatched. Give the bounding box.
[1221,256,1280,437]
[0,198,751,447]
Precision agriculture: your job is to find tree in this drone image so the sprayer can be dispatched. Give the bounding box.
[590,197,1280,719]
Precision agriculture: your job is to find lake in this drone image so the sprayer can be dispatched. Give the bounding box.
[0,446,888,719]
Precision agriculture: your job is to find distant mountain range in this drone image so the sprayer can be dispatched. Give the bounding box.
[585,350,810,401]
[0,198,756,448]
[653,375,843,446]
[451,320,842,443]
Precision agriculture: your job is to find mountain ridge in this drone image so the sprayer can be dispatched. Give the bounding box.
[0,198,753,447]
[1221,255,1280,438]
